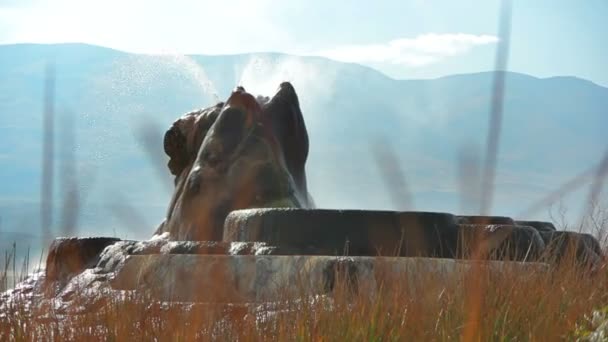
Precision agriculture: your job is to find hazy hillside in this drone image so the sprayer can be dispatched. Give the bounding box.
[1,43,607,253]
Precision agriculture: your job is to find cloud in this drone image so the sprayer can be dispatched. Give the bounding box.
[0,0,290,54]
[317,33,499,67]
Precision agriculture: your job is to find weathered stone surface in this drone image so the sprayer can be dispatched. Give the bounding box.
[539,231,603,265]
[41,237,281,299]
[2,236,292,316]
[45,237,121,285]
[394,212,460,258]
[145,240,275,255]
[457,225,545,261]
[111,255,548,303]
[223,209,459,258]
[515,220,556,232]
[458,215,515,225]
[158,83,312,241]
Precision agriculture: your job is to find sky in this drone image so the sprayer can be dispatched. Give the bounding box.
[0,0,606,86]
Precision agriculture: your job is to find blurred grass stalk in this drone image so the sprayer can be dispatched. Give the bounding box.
[40,63,55,248]
[465,1,512,340]
[42,61,82,242]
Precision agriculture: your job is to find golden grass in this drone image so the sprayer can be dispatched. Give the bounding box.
[0,248,607,341]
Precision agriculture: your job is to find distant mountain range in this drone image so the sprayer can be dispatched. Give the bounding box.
[1,43,606,255]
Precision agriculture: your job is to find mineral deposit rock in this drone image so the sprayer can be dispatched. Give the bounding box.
[515,220,557,232]
[539,231,603,266]
[457,224,545,261]
[45,237,121,285]
[458,215,516,225]
[158,83,312,241]
[223,209,460,258]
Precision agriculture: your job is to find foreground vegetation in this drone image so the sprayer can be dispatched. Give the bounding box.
[0,205,605,340]
[0,245,606,340]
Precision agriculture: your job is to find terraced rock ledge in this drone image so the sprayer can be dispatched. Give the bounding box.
[1,209,602,317]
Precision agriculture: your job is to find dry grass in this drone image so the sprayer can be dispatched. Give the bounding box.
[0,239,607,340]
